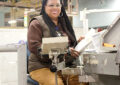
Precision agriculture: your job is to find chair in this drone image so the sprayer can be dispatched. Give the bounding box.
[27,74,39,85]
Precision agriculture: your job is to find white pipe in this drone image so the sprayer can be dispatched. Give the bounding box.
[86,9,120,14]
[0,45,18,52]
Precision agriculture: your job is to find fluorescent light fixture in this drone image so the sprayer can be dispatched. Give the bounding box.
[8,20,17,24]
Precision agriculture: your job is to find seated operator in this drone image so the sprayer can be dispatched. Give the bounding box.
[27,0,88,85]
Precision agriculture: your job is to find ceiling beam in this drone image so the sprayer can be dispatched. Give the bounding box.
[0,1,41,8]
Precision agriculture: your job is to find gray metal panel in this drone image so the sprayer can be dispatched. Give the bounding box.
[0,44,27,85]
[103,15,120,48]
[84,53,119,76]
[90,75,120,85]
[18,44,27,85]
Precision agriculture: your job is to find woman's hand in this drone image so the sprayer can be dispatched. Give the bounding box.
[67,36,84,58]
[69,47,80,58]
[77,36,84,43]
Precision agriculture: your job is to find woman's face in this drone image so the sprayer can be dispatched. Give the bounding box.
[45,0,61,20]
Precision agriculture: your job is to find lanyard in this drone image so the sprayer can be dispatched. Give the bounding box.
[55,26,59,31]
[55,26,62,37]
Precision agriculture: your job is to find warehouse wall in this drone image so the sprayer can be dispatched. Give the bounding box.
[73,0,120,28]
[0,29,27,45]
[0,13,4,26]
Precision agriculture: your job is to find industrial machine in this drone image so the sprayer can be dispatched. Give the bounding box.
[58,14,120,85]
[80,14,120,85]
[40,36,68,85]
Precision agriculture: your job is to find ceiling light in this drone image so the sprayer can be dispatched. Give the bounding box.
[8,20,17,24]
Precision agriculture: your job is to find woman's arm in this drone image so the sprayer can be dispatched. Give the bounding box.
[28,20,42,55]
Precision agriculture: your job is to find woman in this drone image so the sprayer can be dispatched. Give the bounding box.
[28,0,87,85]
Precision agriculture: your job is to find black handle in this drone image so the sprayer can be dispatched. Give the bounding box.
[50,65,57,72]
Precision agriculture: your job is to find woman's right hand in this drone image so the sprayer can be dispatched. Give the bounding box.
[69,47,80,58]
[78,36,84,43]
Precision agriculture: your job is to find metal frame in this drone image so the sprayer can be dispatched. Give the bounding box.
[80,8,120,34]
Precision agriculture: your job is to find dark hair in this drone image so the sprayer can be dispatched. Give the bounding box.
[40,0,77,47]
